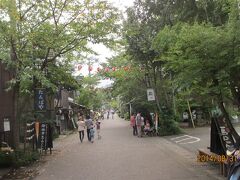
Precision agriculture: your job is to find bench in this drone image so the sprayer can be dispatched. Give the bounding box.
[198,148,228,177]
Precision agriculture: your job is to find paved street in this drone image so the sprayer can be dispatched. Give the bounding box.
[165,127,210,154]
[33,116,225,180]
[166,123,240,154]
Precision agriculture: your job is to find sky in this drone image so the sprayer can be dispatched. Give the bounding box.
[75,0,134,88]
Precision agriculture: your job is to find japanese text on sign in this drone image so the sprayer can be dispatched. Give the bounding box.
[34,89,46,111]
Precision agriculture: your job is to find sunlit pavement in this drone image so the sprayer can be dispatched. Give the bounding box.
[33,116,225,180]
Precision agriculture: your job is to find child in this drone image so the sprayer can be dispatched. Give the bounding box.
[90,124,95,143]
[96,120,101,139]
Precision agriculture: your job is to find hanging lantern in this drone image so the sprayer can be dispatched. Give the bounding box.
[97,67,101,72]
[88,65,93,72]
[78,65,82,71]
[112,67,116,71]
[105,67,110,72]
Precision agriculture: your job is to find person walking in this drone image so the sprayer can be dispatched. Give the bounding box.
[135,112,142,137]
[141,116,145,135]
[90,124,95,143]
[96,119,101,139]
[130,113,137,136]
[85,115,93,142]
[111,109,115,119]
[76,113,85,143]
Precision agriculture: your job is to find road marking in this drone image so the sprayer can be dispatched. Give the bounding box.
[175,137,193,143]
[170,135,189,140]
[171,135,200,144]
[179,138,200,144]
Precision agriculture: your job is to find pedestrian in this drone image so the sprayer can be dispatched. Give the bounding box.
[85,115,93,142]
[135,112,142,137]
[90,124,95,143]
[107,110,110,119]
[141,116,145,135]
[76,113,85,143]
[130,113,137,136]
[96,119,101,139]
[100,111,104,120]
[111,109,115,119]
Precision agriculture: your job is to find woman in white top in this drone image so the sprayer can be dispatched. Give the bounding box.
[77,114,85,143]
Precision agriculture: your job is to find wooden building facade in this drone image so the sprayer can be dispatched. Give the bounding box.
[0,62,14,147]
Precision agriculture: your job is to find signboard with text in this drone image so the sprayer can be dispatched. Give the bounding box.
[40,123,47,151]
[34,88,46,112]
[147,88,155,101]
[3,118,10,132]
[211,116,235,155]
[35,123,53,152]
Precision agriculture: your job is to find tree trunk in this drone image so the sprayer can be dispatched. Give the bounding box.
[9,0,19,149]
[152,66,162,114]
[12,86,20,149]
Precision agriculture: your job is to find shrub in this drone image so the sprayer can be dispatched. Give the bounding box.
[0,150,40,168]
[158,108,182,136]
[12,150,40,168]
[0,151,13,167]
[124,112,130,120]
[158,119,182,136]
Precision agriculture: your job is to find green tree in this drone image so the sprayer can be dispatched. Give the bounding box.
[0,0,119,148]
[152,1,240,139]
[76,76,107,110]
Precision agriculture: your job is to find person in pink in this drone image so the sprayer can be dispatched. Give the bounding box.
[130,113,137,136]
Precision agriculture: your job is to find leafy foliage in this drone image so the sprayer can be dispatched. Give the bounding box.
[0,0,120,94]
[76,76,107,110]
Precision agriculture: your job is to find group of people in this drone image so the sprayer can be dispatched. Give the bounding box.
[107,109,115,119]
[130,112,151,137]
[76,113,101,143]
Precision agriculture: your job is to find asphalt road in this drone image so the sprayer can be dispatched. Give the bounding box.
[33,116,225,180]
[164,127,211,154]
[165,123,240,154]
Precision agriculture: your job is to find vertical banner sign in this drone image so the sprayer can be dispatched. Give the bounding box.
[147,88,155,101]
[40,123,48,151]
[35,122,40,142]
[211,116,235,154]
[34,88,46,112]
